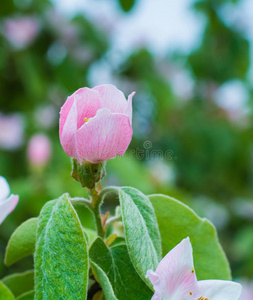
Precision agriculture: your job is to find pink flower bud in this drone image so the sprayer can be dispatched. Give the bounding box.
[27,134,51,166]
[59,84,134,164]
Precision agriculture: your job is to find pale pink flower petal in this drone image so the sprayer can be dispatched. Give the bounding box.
[93,84,129,114]
[239,281,253,300]
[77,108,132,163]
[60,88,101,137]
[197,280,242,300]
[151,294,163,300]
[0,195,19,224]
[124,92,135,125]
[147,237,242,300]
[59,88,101,160]
[0,176,19,224]
[60,99,79,160]
[59,95,74,139]
[74,88,101,129]
[146,271,162,300]
[0,176,10,202]
[149,237,198,299]
[146,270,160,286]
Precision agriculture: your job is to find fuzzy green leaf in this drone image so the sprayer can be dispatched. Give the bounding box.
[119,187,161,288]
[90,262,117,300]
[83,227,97,245]
[90,237,153,300]
[34,194,89,299]
[16,290,35,300]
[5,218,38,266]
[149,194,231,280]
[1,270,34,297]
[0,282,15,300]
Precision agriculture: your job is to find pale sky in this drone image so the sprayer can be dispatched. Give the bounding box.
[53,0,253,110]
[53,0,204,56]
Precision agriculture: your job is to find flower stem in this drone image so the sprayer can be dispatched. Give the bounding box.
[89,187,105,238]
[90,186,120,238]
[92,203,105,238]
[71,186,120,239]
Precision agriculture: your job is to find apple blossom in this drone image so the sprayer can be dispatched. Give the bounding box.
[3,17,39,49]
[146,237,242,300]
[0,176,19,224]
[0,113,24,150]
[59,84,134,164]
[27,134,51,166]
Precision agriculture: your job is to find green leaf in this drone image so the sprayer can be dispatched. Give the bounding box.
[89,262,117,300]
[149,194,231,280]
[5,218,38,266]
[1,270,34,297]
[16,290,35,300]
[0,282,15,300]
[89,237,153,300]
[110,236,125,247]
[34,194,89,299]
[83,227,97,245]
[119,187,162,288]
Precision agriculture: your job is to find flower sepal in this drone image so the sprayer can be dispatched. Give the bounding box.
[71,158,106,189]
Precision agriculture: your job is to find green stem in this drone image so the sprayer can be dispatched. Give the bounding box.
[71,186,120,239]
[90,186,120,238]
[70,193,105,238]
[92,203,105,238]
[70,195,104,237]
[90,188,105,238]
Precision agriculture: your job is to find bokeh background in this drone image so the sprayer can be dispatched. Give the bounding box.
[0,0,253,295]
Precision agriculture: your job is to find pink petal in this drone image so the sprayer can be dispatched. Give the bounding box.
[0,194,19,224]
[59,94,74,139]
[73,88,101,129]
[151,294,162,300]
[76,108,132,163]
[238,281,253,300]
[146,270,160,285]
[154,237,198,299]
[93,84,128,114]
[60,87,101,139]
[0,176,10,202]
[197,280,242,300]
[124,92,135,125]
[60,99,80,160]
[146,270,162,300]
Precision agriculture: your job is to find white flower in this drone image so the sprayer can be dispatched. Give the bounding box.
[0,176,19,224]
[146,237,242,300]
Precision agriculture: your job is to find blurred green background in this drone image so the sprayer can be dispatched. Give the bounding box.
[0,0,253,286]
